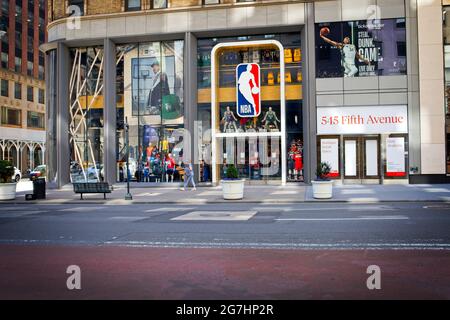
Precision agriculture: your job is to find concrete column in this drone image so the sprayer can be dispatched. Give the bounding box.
[103,38,117,185]
[184,32,198,182]
[406,0,421,175]
[56,42,70,188]
[417,0,446,174]
[303,2,317,184]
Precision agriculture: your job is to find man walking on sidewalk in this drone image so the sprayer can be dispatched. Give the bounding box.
[181,161,196,191]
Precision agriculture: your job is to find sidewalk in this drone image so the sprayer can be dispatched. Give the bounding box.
[4,180,450,204]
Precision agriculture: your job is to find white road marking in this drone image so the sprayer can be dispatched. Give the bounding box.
[59,207,106,212]
[134,192,161,197]
[109,216,146,221]
[0,211,46,217]
[0,206,29,211]
[145,207,194,212]
[102,240,450,250]
[172,211,257,221]
[275,215,409,221]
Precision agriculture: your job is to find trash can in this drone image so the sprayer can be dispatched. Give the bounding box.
[33,178,46,199]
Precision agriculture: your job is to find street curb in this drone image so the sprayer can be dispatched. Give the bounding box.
[2,199,450,205]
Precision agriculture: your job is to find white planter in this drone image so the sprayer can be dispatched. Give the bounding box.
[0,183,17,201]
[221,179,245,200]
[311,180,333,199]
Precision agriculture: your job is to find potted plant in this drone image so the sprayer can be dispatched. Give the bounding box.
[0,160,17,200]
[221,164,245,200]
[311,162,333,199]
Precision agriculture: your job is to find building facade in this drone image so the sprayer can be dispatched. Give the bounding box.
[0,0,47,174]
[42,0,449,188]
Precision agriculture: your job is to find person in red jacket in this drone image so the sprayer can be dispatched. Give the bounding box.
[294,150,303,181]
[165,153,176,183]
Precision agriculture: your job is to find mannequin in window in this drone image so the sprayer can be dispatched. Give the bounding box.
[262,107,280,130]
[221,106,238,132]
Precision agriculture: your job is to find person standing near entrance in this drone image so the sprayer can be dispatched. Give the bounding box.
[181,161,196,191]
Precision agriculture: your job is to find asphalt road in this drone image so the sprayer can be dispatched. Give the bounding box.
[0,202,449,249]
[1,202,450,299]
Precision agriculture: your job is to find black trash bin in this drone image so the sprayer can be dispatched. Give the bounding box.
[33,178,46,199]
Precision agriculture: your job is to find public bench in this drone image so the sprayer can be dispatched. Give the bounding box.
[73,182,112,200]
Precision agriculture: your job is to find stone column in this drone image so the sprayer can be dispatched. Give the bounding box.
[56,42,70,188]
[103,38,117,185]
[184,32,198,182]
[303,2,317,184]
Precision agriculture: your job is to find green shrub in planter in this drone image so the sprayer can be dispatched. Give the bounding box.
[315,162,332,181]
[225,164,239,180]
[0,160,15,183]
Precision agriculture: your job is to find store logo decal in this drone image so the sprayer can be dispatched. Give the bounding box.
[236,63,261,117]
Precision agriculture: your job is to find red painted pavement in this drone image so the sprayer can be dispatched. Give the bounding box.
[0,245,449,300]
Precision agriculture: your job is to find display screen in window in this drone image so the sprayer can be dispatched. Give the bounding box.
[315,18,407,78]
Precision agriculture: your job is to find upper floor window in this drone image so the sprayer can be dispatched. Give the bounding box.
[1,79,8,97]
[126,0,141,11]
[1,106,21,126]
[68,0,84,16]
[204,0,220,4]
[27,111,45,129]
[27,86,34,102]
[236,0,255,2]
[152,0,167,9]
[14,82,22,100]
[38,88,45,104]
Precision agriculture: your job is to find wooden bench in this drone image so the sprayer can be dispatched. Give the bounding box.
[73,182,112,200]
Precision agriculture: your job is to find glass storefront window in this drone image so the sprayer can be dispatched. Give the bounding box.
[117,40,184,183]
[197,33,303,183]
[68,47,105,183]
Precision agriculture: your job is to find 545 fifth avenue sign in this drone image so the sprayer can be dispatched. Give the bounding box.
[317,105,408,135]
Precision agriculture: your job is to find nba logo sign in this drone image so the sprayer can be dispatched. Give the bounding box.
[236,63,261,117]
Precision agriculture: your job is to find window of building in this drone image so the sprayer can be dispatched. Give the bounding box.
[236,0,255,2]
[152,0,167,9]
[38,88,45,104]
[27,86,34,102]
[14,82,22,100]
[1,79,8,97]
[114,40,185,184]
[204,0,220,4]
[27,111,45,129]
[126,0,141,11]
[68,0,84,16]
[1,106,21,126]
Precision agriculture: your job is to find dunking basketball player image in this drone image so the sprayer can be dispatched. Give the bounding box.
[319,27,370,77]
[238,64,260,115]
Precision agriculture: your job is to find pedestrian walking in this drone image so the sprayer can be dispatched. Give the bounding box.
[181,161,196,191]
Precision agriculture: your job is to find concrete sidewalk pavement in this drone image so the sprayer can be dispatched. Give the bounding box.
[4,180,450,204]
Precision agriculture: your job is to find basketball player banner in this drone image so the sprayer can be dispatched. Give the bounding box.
[315,19,406,78]
[236,63,261,117]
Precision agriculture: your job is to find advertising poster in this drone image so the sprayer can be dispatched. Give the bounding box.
[320,139,339,177]
[386,137,406,177]
[316,19,407,78]
[127,41,184,125]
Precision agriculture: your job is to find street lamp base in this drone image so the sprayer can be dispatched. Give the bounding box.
[125,193,133,200]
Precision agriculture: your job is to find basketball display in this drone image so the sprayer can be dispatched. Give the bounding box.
[320,27,330,36]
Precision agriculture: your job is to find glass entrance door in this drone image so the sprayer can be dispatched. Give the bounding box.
[343,136,380,184]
